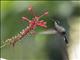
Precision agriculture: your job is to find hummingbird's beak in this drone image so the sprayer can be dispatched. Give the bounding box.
[39,30,57,35]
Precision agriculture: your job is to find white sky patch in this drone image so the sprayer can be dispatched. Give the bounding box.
[68,17,80,60]
[75,44,80,60]
[0,58,7,60]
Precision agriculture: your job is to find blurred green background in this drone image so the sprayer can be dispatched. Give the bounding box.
[1,1,58,60]
[1,1,80,60]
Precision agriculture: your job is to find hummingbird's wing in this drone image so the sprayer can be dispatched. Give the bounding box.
[39,29,57,35]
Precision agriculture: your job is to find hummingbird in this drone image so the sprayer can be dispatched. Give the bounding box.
[54,21,68,44]
[39,20,68,44]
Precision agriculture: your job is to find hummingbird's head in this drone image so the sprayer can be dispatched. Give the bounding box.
[54,20,61,26]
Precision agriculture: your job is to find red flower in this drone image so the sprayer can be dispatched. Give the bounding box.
[1,5,48,47]
[22,8,48,28]
[20,6,48,46]
[37,20,47,28]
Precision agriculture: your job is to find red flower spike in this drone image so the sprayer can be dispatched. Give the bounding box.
[28,5,32,11]
[44,22,47,24]
[39,11,48,19]
[28,5,36,17]
[37,20,47,28]
[22,17,30,22]
[0,5,48,48]
[44,11,48,16]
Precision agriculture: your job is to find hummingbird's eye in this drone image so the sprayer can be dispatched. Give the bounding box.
[57,21,60,24]
[56,20,60,25]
